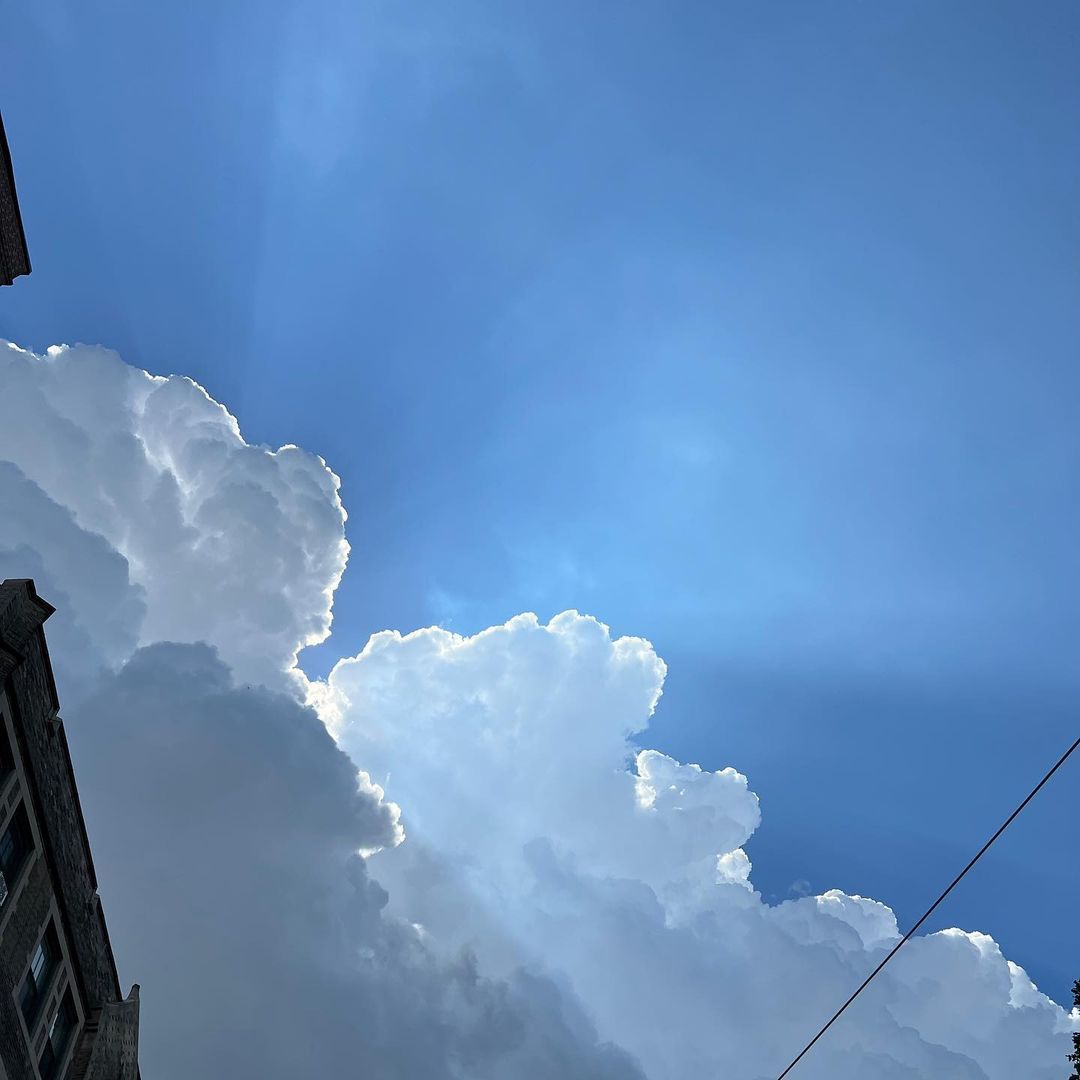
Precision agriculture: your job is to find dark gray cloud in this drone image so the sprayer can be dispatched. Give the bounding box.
[0,459,145,698]
[68,642,645,1080]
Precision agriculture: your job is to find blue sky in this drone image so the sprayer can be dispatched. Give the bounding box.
[3,0,1079,1008]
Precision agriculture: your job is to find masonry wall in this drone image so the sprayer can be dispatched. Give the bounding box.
[81,990,141,1080]
[0,112,31,286]
[0,857,51,1080]
[0,581,138,1080]
[7,626,122,1011]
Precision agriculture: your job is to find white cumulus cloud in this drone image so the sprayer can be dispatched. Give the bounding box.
[324,611,1073,1080]
[0,340,347,690]
[0,338,1074,1080]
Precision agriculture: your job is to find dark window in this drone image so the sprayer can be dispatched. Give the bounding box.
[38,989,77,1080]
[0,804,33,907]
[19,922,60,1025]
[0,719,13,782]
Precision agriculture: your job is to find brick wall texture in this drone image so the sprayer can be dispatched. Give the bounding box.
[0,581,139,1080]
[0,112,31,286]
[0,857,51,1079]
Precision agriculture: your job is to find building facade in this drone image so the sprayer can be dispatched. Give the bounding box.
[0,580,139,1080]
[0,111,31,287]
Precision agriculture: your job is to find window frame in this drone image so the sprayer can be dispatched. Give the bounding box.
[37,987,78,1080]
[0,802,34,908]
[0,713,13,786]
[19,921,61,1027]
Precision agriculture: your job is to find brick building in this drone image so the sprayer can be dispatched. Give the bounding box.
[0,580,140,1080]
[0,111,31,287]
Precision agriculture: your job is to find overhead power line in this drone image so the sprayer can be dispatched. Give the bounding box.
[775,731,1080,1080]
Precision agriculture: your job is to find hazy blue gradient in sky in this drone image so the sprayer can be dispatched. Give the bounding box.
[3,1,1078,1000]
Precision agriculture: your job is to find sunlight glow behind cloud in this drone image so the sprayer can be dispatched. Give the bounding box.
[0,339,1074,1079]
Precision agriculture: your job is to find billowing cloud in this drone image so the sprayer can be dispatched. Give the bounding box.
[71,643,644,1080]
[0,340,347,690]
[323,613,761,918]
[0,458,145,687]
[323,613,1073,1080]
[1,338,1075,1079]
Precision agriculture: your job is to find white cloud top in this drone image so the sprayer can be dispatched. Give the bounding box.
[0,340,348,688]
[0,339,1074,1079]
[325,610,1069,1079]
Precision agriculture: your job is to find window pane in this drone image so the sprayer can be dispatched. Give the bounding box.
[30,939,47,980]
[53,991,75,1045]
[0,723,12,778]
[39,990,77,1080]
[38,1044,56,1080]
[0,828,13,868]
[21,924,60,1024]
[19,975,37,1020]
[0,806,33,903]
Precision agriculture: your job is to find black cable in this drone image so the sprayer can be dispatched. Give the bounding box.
[775,732,1080,1080]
